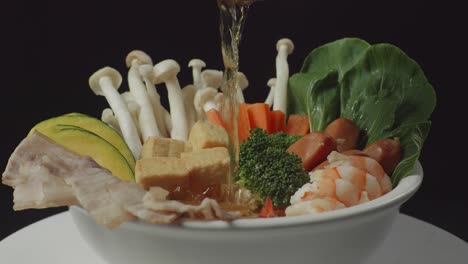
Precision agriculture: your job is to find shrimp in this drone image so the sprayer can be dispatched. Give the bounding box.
[291,166,378,207]
[327,151,392,194]
[334,165,383,200]
[286,152,393,217]
[286,197,345,216]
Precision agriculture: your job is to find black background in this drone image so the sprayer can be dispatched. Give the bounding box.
[2,0,467,242]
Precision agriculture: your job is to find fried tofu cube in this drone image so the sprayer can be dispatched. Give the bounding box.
[141,136,188,158]
[188,121,228,150]
[181,147,229,193]
[135,157,189,192]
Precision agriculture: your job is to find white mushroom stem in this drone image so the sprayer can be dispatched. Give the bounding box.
[139,64,170,138]
[214,93,225,110]
[197,69,224,120]
[101,108,121,135]
[188,59,206,90]
[194,87,219,119]
[236,72,249,103]
[121,91,136,104]
[121,93,142,142]
[153,60,188,141]
[164,112,172,135]
[265,78,276,107]
[88,67,142,159]
[274,38,295,113]
[182,85,197,131]
[201,69,223,90]
[129,101,143,141]
[126,51,161,141]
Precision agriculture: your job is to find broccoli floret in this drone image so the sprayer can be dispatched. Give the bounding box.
[237,128,308,208]
[268,131,302,150]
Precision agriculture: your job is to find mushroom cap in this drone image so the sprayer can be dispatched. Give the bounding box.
[153,59,181,84]
[138,64,156,82]
[237,72,249,90]
[188,59,206,69]
[126,100,141,115]
[214,92,224,106]
[276,38,295,54]
[182,84,197,99]
[201,69,223,89]
[101,108,115,121]
[89,67,122,96]
[267,78,277,88]
[125,50,153,68]
[101,108,120,133]
[194,87,218,111]
[121,91,136,104]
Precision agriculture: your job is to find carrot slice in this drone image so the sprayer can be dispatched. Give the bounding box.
[247,103,271,134]
[238,103,251,142]
[206,109,225,128]
[285,114,310,136]
[270,110,286,134]
[259,197,277,218]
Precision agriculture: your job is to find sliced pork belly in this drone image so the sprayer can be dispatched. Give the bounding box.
[64,165,135,228]
[143,189,239,221]
[12,178,77,210]
[126,204,179,224]
[3,132,79,209]
[108,182,177,224]
[2,132,133,228]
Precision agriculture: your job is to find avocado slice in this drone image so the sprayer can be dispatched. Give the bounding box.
[40,124,134,181]
[28,113,136,173]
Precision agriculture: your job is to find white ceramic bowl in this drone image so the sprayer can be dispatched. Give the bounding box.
[70,162,423,264]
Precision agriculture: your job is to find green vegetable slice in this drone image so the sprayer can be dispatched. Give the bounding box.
[339,44,436,181]
[301,38,370,80]
[340,44,436,146]
[288,38,370,117]
[390,121,431,186]
[288,73,312,116]
[305,71,340,132]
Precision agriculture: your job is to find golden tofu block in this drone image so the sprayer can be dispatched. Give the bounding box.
[135,157,189,193]
[181,147,229,193]
[141,136,188,159]
[188,121,228,150]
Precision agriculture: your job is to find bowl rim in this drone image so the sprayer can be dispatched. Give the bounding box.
[70,162,423,231]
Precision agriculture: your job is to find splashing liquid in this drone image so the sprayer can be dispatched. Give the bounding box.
[217,0,252,187]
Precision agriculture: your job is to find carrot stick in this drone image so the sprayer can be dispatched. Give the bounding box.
[285,114,310,136]
[270,110,286,134]
[238,103,251,142]
[206,109,225,128]
[247,103,271,133]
